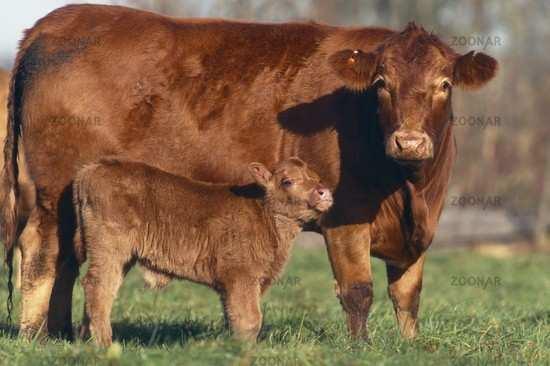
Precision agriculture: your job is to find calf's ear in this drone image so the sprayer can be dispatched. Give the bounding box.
[454,51,498,90]
[248,162,272,188]
[328,49,377,91]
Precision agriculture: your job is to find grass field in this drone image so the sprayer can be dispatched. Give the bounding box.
[0,246,548,365]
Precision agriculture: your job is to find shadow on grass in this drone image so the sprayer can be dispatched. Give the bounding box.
[0,317,335,346]
[111,317,332,346]
[0,322,19,339]
[111,319,225,346]
[258,319,332,344]
[0,320,224,345]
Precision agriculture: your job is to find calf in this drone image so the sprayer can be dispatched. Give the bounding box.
[74,157,332,346]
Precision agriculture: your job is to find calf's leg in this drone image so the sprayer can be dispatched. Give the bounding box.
[221,277,262,341]
[386,253,425,339]
[324,224,373,340]
[82,257,128,347]
[78,261,135,340]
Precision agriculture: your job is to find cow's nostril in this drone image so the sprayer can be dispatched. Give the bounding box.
[395,136,404,151]
[395,135,424,151]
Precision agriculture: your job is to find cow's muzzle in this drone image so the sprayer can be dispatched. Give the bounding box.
[386,130,434,163]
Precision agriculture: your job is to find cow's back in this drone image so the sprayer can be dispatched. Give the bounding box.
[17,5,349,194]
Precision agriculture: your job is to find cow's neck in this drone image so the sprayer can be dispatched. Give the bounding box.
[420,121,455,204]
[402,121,455,254]
[353,94,456,254]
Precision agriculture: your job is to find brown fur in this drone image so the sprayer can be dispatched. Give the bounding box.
[0,5,497,340]
[74,158,332,346]
[0,69,37,306]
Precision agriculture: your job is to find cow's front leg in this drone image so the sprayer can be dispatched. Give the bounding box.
[324,224,372,340]
[386,253,425,339]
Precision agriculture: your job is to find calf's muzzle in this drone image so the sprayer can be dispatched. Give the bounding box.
[309,186,333,212]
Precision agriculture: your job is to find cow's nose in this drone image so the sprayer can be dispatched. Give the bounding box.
[394,131,427,152]
[388,129,433,161]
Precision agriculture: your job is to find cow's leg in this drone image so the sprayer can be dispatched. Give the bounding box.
[324,225,372,340]
[19,207,59,339]
[221,277,262,341]
[14,247,22,289]
[19,193,78,340]
[47,186,80,339]
[47,256,79,339]
[386,253,425,339]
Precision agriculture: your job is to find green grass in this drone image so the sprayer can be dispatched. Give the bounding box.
[0,246,548,365]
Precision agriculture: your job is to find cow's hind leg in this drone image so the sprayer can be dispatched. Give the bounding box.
[19,207,60,339]
[47,255,79,339]
[386,253,426,339]
[48,186,80,339]
[19,186,79,340]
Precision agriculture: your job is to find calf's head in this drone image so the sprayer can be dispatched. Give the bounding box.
[329,23,498,165]
[248,157,333,223]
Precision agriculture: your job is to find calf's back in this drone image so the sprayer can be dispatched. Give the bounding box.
[74,159,280,286]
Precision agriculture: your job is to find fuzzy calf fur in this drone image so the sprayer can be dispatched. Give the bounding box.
[74,158,332,346]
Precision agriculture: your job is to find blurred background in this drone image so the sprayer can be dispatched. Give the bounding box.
[0,0,548,251]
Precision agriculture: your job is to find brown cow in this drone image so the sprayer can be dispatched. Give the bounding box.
[0,4,497,340]
[74,157,332,346]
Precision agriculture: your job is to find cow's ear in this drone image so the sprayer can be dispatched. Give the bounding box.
[454,51,498,90]
[328,49,377,91]
[248,162,272,188]
[288,156,307,168]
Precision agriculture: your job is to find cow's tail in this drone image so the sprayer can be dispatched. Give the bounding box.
[0,42,25,323]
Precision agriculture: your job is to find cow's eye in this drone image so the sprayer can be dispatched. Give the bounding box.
[441,79,452,92]
[372,75,386,89]
[281,178,293,188]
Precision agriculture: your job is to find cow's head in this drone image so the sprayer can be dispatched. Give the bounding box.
[329,23,498,166]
